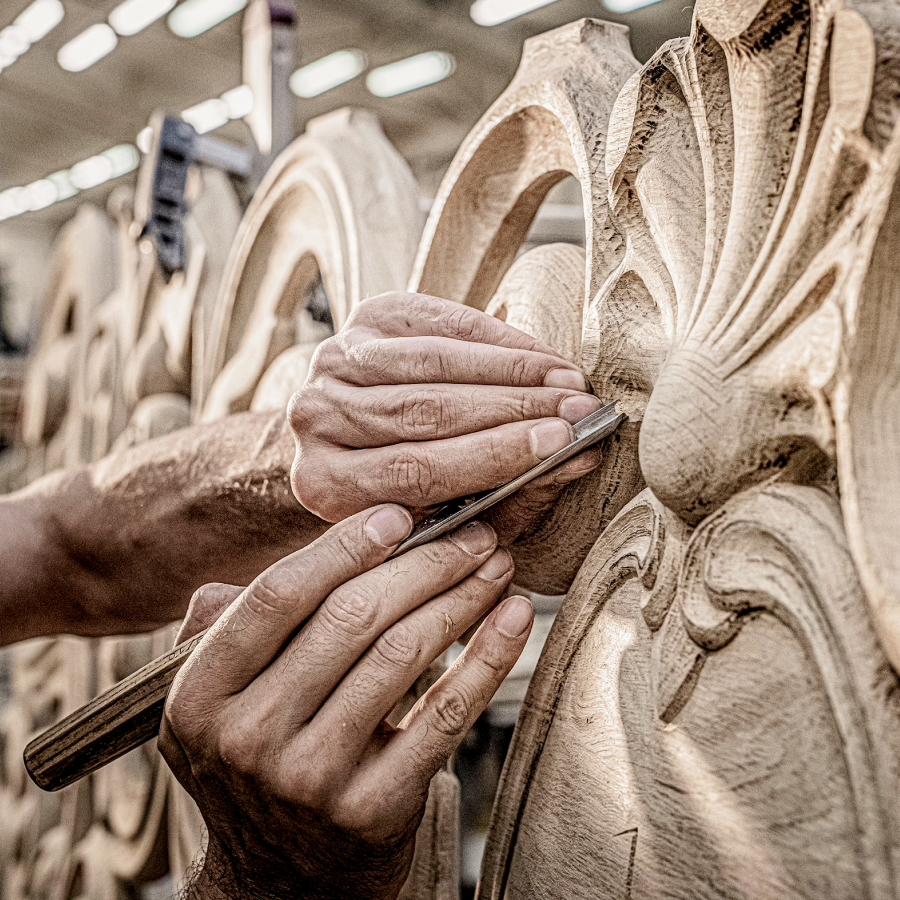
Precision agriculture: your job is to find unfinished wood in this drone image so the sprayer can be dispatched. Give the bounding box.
[476,2,900,898]
[20,205,117,473]
[481,486,900,899]
[411,20,642,595]
[202,108,423,421]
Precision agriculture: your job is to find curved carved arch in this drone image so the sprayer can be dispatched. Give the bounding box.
[202,108,423,422]
[20,205,117,473]
[481,485,900,899]
[411,20,644,593]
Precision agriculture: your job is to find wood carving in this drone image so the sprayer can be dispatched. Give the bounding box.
[411,19,641,594]
[202,107,423,421]
[409,2,900,898]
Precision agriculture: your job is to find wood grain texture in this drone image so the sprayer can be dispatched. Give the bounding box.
[410,20,644,596]
[480,486,900,899]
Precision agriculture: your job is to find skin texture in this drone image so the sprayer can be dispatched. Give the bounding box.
[160,507,533,900]
[0,409,325,646]
[289,292,602,545]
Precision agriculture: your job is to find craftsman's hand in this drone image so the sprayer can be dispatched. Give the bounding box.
[289,292,601,544]
[159,505,532,900]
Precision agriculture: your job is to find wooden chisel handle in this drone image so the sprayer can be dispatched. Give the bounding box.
[23,626,209,791]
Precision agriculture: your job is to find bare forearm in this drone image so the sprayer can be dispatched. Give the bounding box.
[0,411,327,645]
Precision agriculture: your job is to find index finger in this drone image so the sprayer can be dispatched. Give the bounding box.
[348,292,568,359]
[178,504,413,700]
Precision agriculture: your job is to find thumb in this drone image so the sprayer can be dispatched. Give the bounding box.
[175,583,244,645]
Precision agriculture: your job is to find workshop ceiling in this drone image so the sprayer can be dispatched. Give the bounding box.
[0,0,696,227]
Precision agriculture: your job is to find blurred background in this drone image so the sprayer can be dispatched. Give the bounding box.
[0,0,695,350]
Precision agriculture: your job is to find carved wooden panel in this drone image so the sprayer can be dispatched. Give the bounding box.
[407,3,900,897]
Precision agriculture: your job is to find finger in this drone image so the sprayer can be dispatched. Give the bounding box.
[347,292,568,358]
[321,334,588,391]
[374,595,533,792]
[298,380,601,447]
[242,521,501,727]
[310,549,515,760]
[485,446,602,545]
[175,583,244,644]
[181,504,413,700]
[301,417,577,518]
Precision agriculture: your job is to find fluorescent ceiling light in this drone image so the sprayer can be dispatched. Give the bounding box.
[15,0,64,43]
[58,23,118,72]
[221,84,253,118]
[0,188,30,219]
[25,179,58,211]
[70,155,114,189]
[136,126,153,154]
[182,97,229,134]
[47,170,78,201]
[290,49,366,98]
[168,0,249,38]
[366,52,454,98]
[470,0,559,26]
[103,144,141,176]
[0,25,31,58]
[109,0,177,36]
[603,0,664,10]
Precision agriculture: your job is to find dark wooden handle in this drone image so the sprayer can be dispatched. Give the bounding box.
[23,627,209,791]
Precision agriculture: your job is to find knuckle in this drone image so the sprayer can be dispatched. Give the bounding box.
[399,390,445,438]
[446,306,482,342]
[217,721,264,773]
[373,622,424,670]
[244,573,293,621]
[507,353,532,386]
[287,388,313,435]
[425,687,470,737]
[387,449,440,503]
[322,584,379,638]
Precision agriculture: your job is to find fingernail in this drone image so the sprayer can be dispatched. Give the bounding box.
[365,506,413,547]
[449,520,496,555]
[529,419,572,459]
[477,548,513,581]
[494,595,533,638]
[544,368,588,391]
[558,394,601,424]
[553,448,602,483]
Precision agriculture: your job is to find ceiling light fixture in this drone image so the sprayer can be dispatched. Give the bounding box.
[14,0,64,44]
[25,179,58,211]
[181,97,230,134]
[0,188,30,220]
[109,0,177,36]
[470,0,560,26]
[103,144,141,177]
[168,0,249,38]
[70,154,115,190]
[221,84,254,118]
[47,170,78,201]
[366,51,455,98]
[0,25,31,58]
[57,23,118,72]
[290,49,366,98]
[136,126,153,154]
[602,0,665,11]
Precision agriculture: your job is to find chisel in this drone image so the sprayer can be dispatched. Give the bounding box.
[24,401,624,792]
